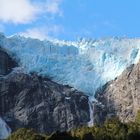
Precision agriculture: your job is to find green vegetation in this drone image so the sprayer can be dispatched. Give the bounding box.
[6,110,140,140]
[6,128,45,140]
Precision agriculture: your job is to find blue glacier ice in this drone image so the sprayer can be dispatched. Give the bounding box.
[0,33,140,99]
[0,117,11,139]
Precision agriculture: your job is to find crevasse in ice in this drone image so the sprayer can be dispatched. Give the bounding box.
[0,33,140,98]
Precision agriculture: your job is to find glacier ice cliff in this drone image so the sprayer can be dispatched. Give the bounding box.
[0,33,140,99]
[0,117,11,139]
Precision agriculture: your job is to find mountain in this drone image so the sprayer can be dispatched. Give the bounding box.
[1,33,140,139]
[94,60,140,124]
[0,48,90,139]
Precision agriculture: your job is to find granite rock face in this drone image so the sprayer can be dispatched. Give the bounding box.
[0,48,90,135]
[94,62,140,124]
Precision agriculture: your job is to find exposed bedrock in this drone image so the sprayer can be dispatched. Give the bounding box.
[94,62,140,124]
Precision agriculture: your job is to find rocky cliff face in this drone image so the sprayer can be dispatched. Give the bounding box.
[94,62,140,124]
[0,48,17,75]
[0,48,90,137]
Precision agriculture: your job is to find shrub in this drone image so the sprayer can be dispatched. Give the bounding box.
[6,128,45,140]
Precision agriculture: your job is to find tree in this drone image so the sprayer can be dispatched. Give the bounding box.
[6,128,45,140]
[47,131,78,140]
[135,109,140,125]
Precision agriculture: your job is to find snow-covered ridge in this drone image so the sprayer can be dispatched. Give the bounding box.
[0,33,140,98]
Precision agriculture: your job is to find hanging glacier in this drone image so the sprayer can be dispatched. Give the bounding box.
[0,33,140,99]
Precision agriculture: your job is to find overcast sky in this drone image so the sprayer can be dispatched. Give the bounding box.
[0,0,139,40]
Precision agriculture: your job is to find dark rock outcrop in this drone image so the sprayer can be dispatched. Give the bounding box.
[1,73,90,133]
[0,48,90,134]
[94,62,140,124]
[0,47,17,75]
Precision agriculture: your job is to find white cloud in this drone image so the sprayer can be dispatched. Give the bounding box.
[20,28,48,40]
[0,0,39,24]
[44,0,62,16]
[19,25,63,40]
[0,0,63,24]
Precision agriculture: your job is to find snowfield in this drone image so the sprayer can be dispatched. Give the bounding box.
[1,33,140,99]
